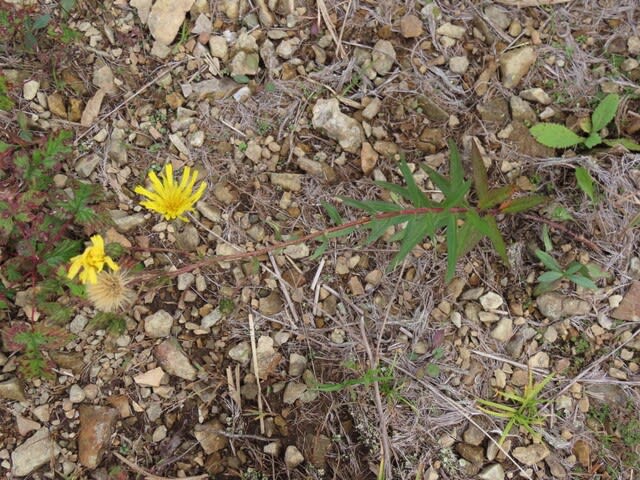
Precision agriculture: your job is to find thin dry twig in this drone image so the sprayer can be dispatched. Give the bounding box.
[248,313,266,435]
[495,0,570,5]
[113,452,208,480]
[316,0,346,59]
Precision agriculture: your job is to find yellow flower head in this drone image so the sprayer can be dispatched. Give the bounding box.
[134,164,207,221]
[68,235,120,285]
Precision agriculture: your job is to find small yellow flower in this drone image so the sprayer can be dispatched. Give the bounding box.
[134,164,207,221]
[68,235,120,285]
[87,270,136,312]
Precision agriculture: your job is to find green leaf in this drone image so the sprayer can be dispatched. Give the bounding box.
[0,141,12,152]
[475,214,509,266]
[567,274,598,290]
[399,159,430,207]
[232,75,250,84]
[542,225,553,251]
[575,167,596,203]
[470,138,489,203]
[43,239,82,267]
[33,14,52,30]
[340,197,403,214]
[529,123,585,148]
[447,139,465,187]
[584,263,610,280]
[421,164,453,197]
[549,205,573,221]
[321,201,342,225]
[535,249,562,271]
[455,220,484,259]
[363,216,410,246]
[478,185,515,210]
[590,93,619,132]
[564,262,584,275]
[445,214,459,282]
[603,138,640,152]
[537,271,564,283]
[309,240,328,261]
[500,195,548,214]
[583,132,602,149]
[388,217,432,270]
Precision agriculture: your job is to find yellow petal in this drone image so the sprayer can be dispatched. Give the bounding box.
[179,166,191,191]
[135,186,162,202]
[67,258,82,279]
[148,171,164,193]
[164,164,174,188]
[91,235,104,252]
[105,256,120,271]
[85,268,98,285]
[189,181,207,204]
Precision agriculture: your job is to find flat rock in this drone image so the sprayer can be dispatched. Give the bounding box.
[0,377,27,401]
[130,0,152,23]
[134,367,167,387]
[194,420,227,454]
[107,127,128,165]
[510,96,537,124]
[270,172,302,191]
[500,46,537,88]
[229,341,251,365]
[449,55,470,74]
[371,40,396,75]
[611,281,639,321]
[259,290,283,315]
[480,292,504,310]
[437,22,466,39]
[175,224,200,251]
[360,142,378,175]
[478,463,505,480]
[255,335,281,379]
[400,14,423,38]
[490,317,513,342]
[512,443,550,465]
[229,51,260,76]
[48,92,67,118]
[288,353,307,376]
[92,64,116,94]
[312,98,363,153]
[112,213,146,232]
[75,154,100,178]
[148,0,195,46]
[23,79,39,100]
[154,339,197,380]
[11,428,57,476]
[283,382,307,404]
[520,87,552,105]
[456,442,484,464]
[16,415,40,436]
[78,406,118,468]
[536,292,591,321]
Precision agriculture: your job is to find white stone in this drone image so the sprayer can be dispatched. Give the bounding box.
[144,310,174,338]
[23,80,39,100]
[449,56,470,74]
[480,292,504,310]
[284,445,304,469]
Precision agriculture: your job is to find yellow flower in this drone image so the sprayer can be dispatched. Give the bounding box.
[68,235,120,285]
[87,270,136,312]
[134,164,206,221]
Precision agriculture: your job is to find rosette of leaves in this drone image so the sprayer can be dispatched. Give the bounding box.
[529,93,640,151]
[316,140,547,281]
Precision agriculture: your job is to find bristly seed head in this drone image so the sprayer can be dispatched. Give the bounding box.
[86,270,136,312]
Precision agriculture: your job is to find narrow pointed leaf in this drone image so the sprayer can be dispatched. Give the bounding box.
[309,240,328,260]
[373,181,414,205]
[575,167,596,202]
[363,216,410,246]
[447,139,465,186]
[321,201,343,225]
[479,185,515,210]
[466,211,509,265]
[421,164,452,197]
[583,132,602,149]
[537,271,563,283]
[442,180,471,209]
[567,274,598,289]
[445,214,459,282]
[456,220,484,259]
[471,138,489,203]
[500,195,548,214]
[399,159,430,207]
[535,249,562,271]
[591,93,619,132]
[388,217,432,270]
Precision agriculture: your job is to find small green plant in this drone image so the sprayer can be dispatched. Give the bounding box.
[530,93,640,151]
[534,249,608,295]
[317,140,547,281]
[574,166,598,204]
[476,371,554,445]
[0,75,14,111]
[238,141,248,153]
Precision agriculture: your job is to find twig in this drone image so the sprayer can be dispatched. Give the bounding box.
[113,452,208,480]
[268,253,300,328]
[495,0,569,5]
[316,0,346,59]
[248,313,266,434]
[521,213,602,254]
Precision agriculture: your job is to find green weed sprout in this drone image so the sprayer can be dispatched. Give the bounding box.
[534,249,608,295]
[476,371,554,445]
[530,93,640,151]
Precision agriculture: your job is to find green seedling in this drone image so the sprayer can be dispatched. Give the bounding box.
[534,249,608,295]
[575,166,598,204]
[476,371,554,445]
[316,140,547,281]
[530,93,640,151]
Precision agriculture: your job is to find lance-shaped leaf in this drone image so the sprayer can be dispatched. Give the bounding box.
[340,197,403,214]
[530,123,585,148]
[500,195,548,214]
[479,185,515,210]
[590,93,619,132]
[445,214,459,282]
[322,201,343,225]
[466,210,509,266]
[603,138,640,152]
[471,138,489,203]
[399,159,431,207]
[388,216,434,270]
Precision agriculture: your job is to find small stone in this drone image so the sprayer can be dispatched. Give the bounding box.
[144,310,174,338]
[536,293,591,321]
[69,384,86,403]
[107,127,128,165]
[48,93,67,118]
[480,292,504,310]
[270,172,303,192]
[628,36,640,55]
[528,351,550,369]
[130,0,152,23]
[0,378,26,402]
[259,291,283,315]
[500,46,537,88]
[148,0,195,46]
[134,367,167,387]
[449,55,470,74]
[69,314,89,334]
[229,341,251,365]
[154,339,197,380]
[92,64,116,94]
[312,98,363,153]
[362,97,382,120]
[230,51,260,76]
[208,35,228,59]
[284,445,304,469]
[484,5,510,30]
[78,406,118,468]
[437,22,466,39]
[11,428,57,476]
[152,425,167,442]
[264,442,281,456]
[175,224,200,251]
[456,443,484,464]
[360,142,379,175]
[177,272,195,290]
[400,14,423,38]
[255,335,281,380]
[371,40,396,75]
[276,38,300,59]
[543,326,558,343]
[520,88,552,105]
[491,317,513,342]
[283,382,307,404]
[463,424,485,446]
[201,308,222,328]
[32,405,50,423]
[289,353,307,376]
[510,96,537,123]
[284,243,309,259]
[194,420,227,454]
[478,463,505,480]
[23,80,39,100]
[75,154,100,178]
[512,443,550,465]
